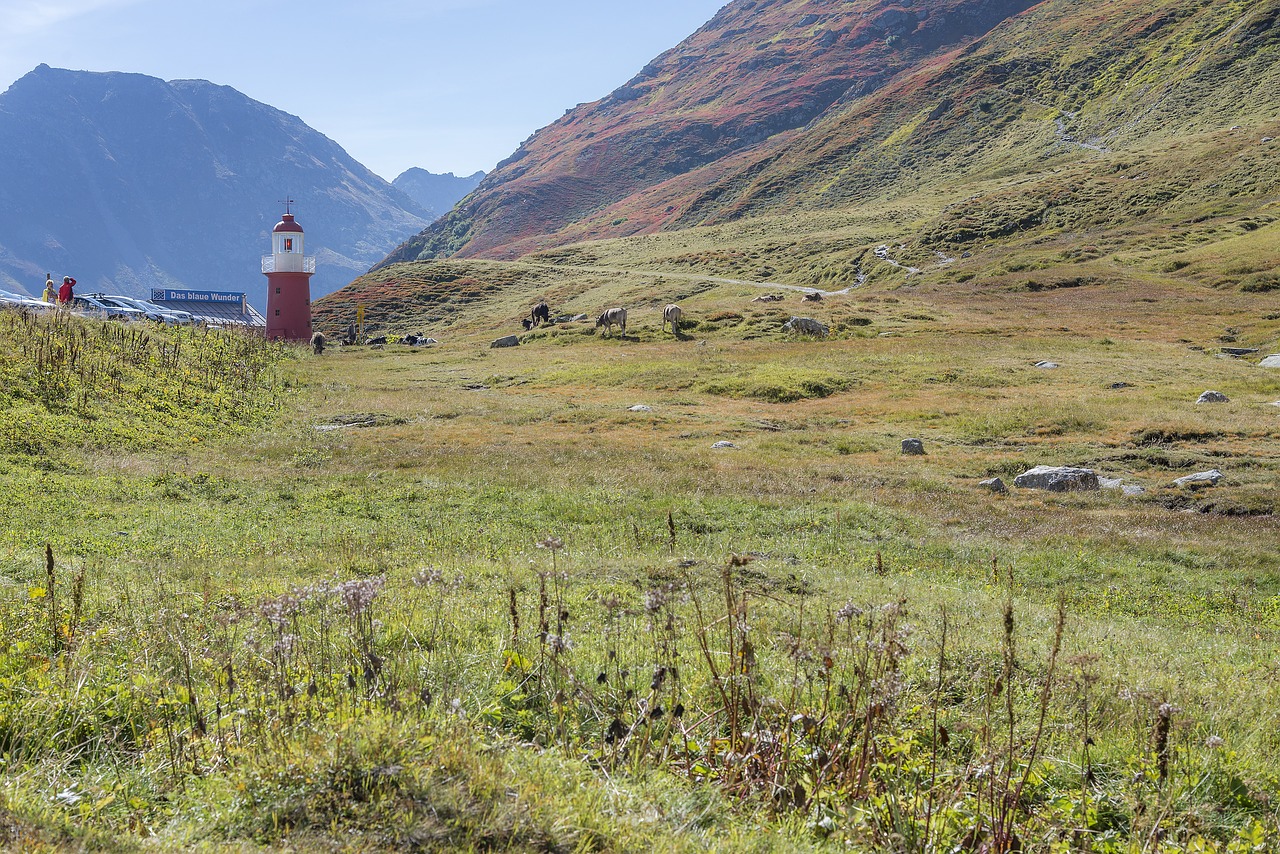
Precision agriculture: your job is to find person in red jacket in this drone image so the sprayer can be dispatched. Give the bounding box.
[57,276,76,305]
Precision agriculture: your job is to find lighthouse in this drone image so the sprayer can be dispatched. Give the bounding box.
[262,204,315,340]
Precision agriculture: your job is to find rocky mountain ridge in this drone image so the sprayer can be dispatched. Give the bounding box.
[0,65,430,303]
[378,0,1279,267]
[393,169,486,221]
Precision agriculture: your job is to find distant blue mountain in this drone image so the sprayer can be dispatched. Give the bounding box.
[0,65,431,304]
[393,168,485,221]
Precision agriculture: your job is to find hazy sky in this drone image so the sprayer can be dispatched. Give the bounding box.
[0,0,726,181]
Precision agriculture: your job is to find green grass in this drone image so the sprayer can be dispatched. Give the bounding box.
[3,273,1280,850]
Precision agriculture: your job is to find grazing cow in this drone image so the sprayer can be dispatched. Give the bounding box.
[367,335,388,346]
[530,301,550,328]
[802,291,823,302]
[596,307,627,337]
[781,316,829,337]
[662,304,683,334]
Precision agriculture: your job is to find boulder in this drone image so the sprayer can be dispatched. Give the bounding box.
[490,335,520,349]
[1173,469,1224,488]
[1196,390,1229,404]
[629,405,653,412]
[781,316,829,337]
[1099,477,1146,496]
[901,438,926,456]
[1260,355,1280,368]
[979,477,1008,494]
[1221,347,1259,357]
[1034,361,1059,369]
[1013,465,1099,492]
[711,441,738,449]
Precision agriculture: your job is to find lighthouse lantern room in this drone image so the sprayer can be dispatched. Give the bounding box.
[262,202,315,340]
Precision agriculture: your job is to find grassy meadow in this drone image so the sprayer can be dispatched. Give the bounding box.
[1,202,1279,851]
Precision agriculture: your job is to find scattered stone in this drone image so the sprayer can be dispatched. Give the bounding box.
[979,477,1008,494]
[1174,469,1224,488]
[490,335,520,349]
[629,404,653,412]
[1264,137,1276,143]
[901,438,926,455]
[711,441,738,449]
[1221,347,1260,357]
[782,316,829,337]
[1099,478,1145,496]
[1109,382,1131,389]
[1013,465,1100,492]
[1034,361,1059,369]
[1196,390,1229,404]
[1259,354,1280,368]
[751,294,786,303]
[463,383,490,391]
[802,292,823,302]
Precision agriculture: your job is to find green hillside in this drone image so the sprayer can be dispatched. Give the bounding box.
[381,0,1279,266]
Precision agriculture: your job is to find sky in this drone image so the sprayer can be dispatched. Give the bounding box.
[0,0,727,181]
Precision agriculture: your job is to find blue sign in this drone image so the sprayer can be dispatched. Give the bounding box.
[151,289,245,304]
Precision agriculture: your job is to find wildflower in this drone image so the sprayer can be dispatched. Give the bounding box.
[337,575,385,617]
[259,592,301,628]
[644,588,668,614]
[546,634,572,654]
[536,536,564,551]
[412,567,444,587]
[835,601,863,621]
[1205,735,1225,749]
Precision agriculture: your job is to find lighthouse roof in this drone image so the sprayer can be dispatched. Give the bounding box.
[273,213,304,234]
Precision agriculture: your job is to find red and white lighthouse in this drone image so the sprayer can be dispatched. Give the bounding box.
[263,206,315,340]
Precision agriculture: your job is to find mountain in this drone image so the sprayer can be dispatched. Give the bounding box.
[0,65,430,303]
[393,169,485,221]
[377,0,1280,267]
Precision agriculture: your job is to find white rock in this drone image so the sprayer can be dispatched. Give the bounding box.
[1196,390,1229,404]
[1259,355,1280,368]
[629,405,653,412]
[1174,469,1224,487]
[711,441,738,449]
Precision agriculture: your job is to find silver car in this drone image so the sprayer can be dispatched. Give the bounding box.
[98,294,193,325]
[0,289,55,312]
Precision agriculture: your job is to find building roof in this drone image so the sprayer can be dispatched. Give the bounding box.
[273,213,304,234]
[166,300,266,328]
[149,288,266,328]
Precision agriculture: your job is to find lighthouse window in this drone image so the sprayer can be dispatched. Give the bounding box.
[284,238,294,252]
[275,288,281,294]
[274,309,281,316]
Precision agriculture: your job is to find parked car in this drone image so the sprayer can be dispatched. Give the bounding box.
[0,289,55,312]
[70,294,145,321]
[95,294,193,325]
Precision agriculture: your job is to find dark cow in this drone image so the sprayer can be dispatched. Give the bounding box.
[596,307,627,337]
[529,301,550,329]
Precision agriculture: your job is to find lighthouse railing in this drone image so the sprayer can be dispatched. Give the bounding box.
[262,255,316,274]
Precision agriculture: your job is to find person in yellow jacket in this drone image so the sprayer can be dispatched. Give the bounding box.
[42,273,56,303]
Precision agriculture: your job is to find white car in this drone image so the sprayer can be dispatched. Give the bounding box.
[70,294,145,321]
[0,289,55,312]
[97,294,193,325]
